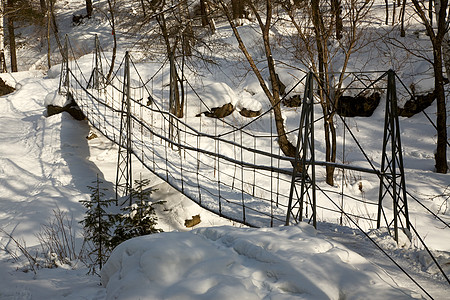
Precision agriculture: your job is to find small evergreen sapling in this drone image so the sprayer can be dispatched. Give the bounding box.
[109,178,164,249]
[79,175,115,273]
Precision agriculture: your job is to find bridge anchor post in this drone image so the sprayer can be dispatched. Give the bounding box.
[377,69,410,242]
[286,72,317,227]
[115,51,133,205]
[87,35,104,89]
[58,35,69,95]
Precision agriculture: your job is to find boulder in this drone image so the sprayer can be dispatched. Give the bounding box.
[47,105,65,116]
[0,77,15,96]
[185,215,201,228]
[283,94,302,107]
[196,103,234,118]
[336,92,381,117]
[398,91,435,117]
[236,94,262,118]
[239,107,261,118]
[47,92,85,120]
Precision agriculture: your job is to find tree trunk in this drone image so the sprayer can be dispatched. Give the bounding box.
[169,51,182,118]
[432,0,448,173]
[433,49,448,173]
[47,8,51,69]
[0,0,5,72]
[411,0,448,173]
[86,0,93,17]
[180,0,192,56]
[400,0,407,36]
[332,0,343,39]
[6,0,17,72]
[157,14,183,118]
[220,0,296,158]
[106,0,117,82]
[49,0,58,33]
[429,0,433,27]
[311,0,337,185]
[200,0,215,33]
[385,0,389,25]
[0,0,4,51]
[442,32,450,79]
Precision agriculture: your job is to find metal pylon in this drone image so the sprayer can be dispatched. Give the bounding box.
[377,69,410,242]
[115,51,133,205]
[286,72,317,227]
[87,35,104,89]
[58,35,69,95]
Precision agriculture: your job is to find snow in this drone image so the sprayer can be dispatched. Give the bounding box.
[100,225,420,300]
[0,1,449,300]
[197,82,238,108]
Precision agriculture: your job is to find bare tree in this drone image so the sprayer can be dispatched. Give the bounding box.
[45,0,62,68]
[3,0,54,71]
[124,0,217,118]
[156,10,184,117]
[410,0,448,174]
[283,0,374,185]
[179,0,193,56]
[218,0,297,158]
[94,0,117,82]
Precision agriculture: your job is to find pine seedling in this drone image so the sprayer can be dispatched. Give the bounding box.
[109,178,163,249]
[79,175,115,273]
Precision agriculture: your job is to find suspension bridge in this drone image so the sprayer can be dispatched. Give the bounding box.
[57,35,449,294]
[58,35,409,231]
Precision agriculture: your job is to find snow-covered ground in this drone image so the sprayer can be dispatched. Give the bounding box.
[0,1,449,299]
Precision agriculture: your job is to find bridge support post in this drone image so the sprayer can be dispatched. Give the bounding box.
[88,35,104,89]
[58,35,69,95]
[286,72,317,227]
[115,51,133,205]
[377,69,410,242]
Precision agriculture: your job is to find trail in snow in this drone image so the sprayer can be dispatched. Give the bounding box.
[0,72,106,300]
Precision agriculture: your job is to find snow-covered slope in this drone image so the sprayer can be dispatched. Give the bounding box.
[101,225,422,300]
